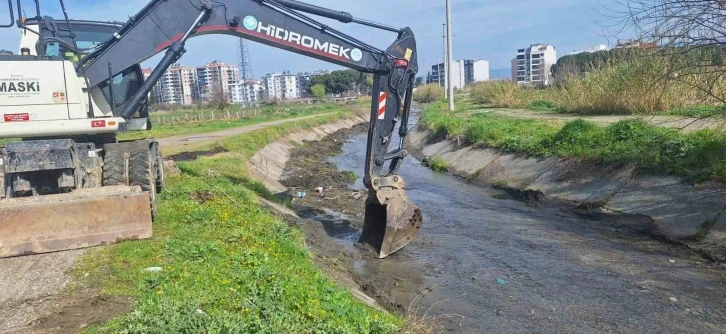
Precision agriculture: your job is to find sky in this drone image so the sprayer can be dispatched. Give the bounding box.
[0,0,629,78]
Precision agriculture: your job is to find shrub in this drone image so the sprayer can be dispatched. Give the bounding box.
[413,84,445,103]
[428,156,449,172]
[470,81,523,107]
[527,99,557,111]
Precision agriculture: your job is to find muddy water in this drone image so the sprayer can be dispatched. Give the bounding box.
[325,112,726,333]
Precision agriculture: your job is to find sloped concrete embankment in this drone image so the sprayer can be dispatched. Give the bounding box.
[407,126,726,261]
[247,115,366,193]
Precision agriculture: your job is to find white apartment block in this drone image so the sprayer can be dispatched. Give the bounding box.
[514,44,557,86]
[571,44,608,55]
[431,59,490,89]
[262,72,299,100]
[197,61,239,102]
[153,65,198,105]
[232,80,265,105]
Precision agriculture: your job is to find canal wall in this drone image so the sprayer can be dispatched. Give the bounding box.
[407,125,726,261]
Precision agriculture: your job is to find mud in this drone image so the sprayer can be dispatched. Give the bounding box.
[280,110,726,333]
[168,146,227,162]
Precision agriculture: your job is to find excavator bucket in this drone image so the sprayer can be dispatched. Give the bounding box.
[0,185,152,258]
[359,176,423,258]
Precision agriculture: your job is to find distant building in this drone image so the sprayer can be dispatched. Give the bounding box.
[231,80,265,105]
[571,44,608,55]
[262,72,299,100]
[429,63,446,86]
[430,59,489,89]
[196,61,239,102]
[514,44,557,86]
[615,39,658,49]
[153,65,198,105]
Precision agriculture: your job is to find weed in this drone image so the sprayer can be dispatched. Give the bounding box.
[345,171,358,183]
[527,99,558,111]
[413,84,445,103]
[421,102,726,182]
[428,156,449,172]
[493,181,508,189]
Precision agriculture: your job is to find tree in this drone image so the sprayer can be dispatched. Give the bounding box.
[310,69,362,94]
[612,0,726,103]
[311,84,326,99]
[209,79,229,111]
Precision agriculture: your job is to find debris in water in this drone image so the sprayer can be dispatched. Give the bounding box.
[496,277,507,286]
[669,297,678,302]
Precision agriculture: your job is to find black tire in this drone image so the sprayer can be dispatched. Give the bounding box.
[103,150,126,186]
[152,143,164,193]
[129,150,157,217]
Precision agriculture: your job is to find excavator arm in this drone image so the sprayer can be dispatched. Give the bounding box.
[80,0,422,258]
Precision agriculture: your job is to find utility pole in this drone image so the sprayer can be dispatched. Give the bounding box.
[445,0,455,111]
[442,23,448,98]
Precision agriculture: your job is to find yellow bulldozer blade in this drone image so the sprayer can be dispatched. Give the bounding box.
[0,185,152,258]
[359,176,423,258]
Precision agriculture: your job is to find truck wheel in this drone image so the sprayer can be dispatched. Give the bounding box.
[103,151,127,186]
[129,150,157,217]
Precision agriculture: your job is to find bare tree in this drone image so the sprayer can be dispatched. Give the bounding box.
[611,0,726,103]
[209,78,230,111]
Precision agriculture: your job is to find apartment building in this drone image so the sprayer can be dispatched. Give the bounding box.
[150,61,239,105]
[430,59,490,89]
[262,72,299,100]
[514,44,557,86]
[153,65,198,105]
[231,80,265,105]
[571,44,608,55]
[196,61,239,102]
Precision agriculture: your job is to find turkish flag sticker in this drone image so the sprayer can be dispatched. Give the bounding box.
[91,120,106,128]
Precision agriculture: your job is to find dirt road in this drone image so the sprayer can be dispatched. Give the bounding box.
[0,112,335,334]
[157,112,334,149]
[481,108,726,133]
[282,113,726,333]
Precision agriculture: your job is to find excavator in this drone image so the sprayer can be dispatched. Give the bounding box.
[0,0,422,259]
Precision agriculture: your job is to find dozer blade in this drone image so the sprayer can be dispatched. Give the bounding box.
[0,185,152,258]
[359,176,423,258]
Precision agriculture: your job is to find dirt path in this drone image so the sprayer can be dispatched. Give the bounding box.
[0,112,336,334]
[480,108,726,132]
[157,112,335,149]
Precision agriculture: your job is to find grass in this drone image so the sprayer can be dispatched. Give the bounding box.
[413,84,445,103]
[119,104,339,141]
[75,112,405,333]
[427,156,449,172]
[469,56,726,116]
[421,100,726,182]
